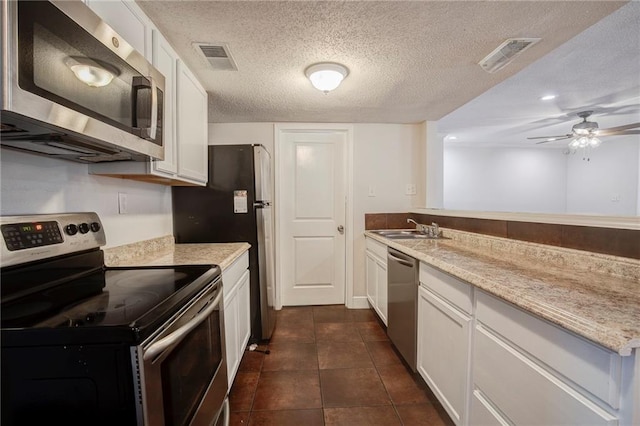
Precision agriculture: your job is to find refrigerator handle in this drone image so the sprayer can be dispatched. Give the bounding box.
[254,201,271,208]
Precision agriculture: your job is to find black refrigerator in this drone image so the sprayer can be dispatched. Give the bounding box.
[172,144,276,341]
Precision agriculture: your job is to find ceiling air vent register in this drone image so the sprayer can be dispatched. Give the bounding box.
[478,38,541,73]
[193,42,238,71]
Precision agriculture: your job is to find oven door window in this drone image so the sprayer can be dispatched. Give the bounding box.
[17,1,162,146]
[160,308,223,425]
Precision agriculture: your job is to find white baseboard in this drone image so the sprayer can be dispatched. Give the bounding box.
[348,296,371,309]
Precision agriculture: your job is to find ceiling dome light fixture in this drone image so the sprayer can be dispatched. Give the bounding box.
[305,62,349,93]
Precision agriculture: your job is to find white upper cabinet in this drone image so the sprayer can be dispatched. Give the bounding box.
[151,30,178,175]
[176,60,208,183]
[87,0,208,186]
[84,0,151,59]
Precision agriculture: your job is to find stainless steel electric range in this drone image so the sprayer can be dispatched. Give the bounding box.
[1,213,228,426]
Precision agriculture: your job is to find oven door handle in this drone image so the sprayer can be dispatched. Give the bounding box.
[143,290,222,362]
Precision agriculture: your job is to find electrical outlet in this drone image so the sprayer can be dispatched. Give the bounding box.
[118,192,128,214]
[611,194,620,202]
[368,186,376,197]
[405,184,416,195]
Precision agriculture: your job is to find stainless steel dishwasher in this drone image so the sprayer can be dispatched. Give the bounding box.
[387,247,419,372]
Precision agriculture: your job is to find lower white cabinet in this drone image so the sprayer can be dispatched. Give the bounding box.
[472,324,618,426]
[471,290,623,426]
[414,260,634,426]
[223,251,251,389]
[418,266,472,425]
[365,237,387,325]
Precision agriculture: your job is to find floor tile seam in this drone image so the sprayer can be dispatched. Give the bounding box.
[247,407,324,413]
[318,366,394,409]
[313,339,325,412]
[321,400,394,409]
[372,361,398,408]
[246,368,262,414]
[322,404,405,425]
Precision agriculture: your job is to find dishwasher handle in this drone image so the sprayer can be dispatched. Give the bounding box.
[388,251,415,267]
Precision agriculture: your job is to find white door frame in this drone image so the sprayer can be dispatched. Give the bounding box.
[274,123,354,310]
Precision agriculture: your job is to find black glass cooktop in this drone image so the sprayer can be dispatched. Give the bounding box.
[1,265,218,335]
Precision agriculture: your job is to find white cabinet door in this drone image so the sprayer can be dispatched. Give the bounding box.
[151,31,178,175]
[177,61,208,184]
[366,252,377,307]
[472,326,618,426]
[418,285,471,426]
[365,251,388,326]
[238,271,251,353]
[85,0,151,58]
[224,288,239,389]
[376,260,388,324]
[223,252,250,389]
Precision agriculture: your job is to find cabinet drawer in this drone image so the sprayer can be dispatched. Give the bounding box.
[476,291,621,407]
[365,236,387,261]
[222,251,249,299]
[474,326,618,426]
[419,263,472,314]
[470,390,510,426]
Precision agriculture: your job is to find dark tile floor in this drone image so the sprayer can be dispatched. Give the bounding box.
[229,305,454,426]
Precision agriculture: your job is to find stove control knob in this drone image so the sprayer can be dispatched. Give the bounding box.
[78,223,90,234]
[90,222,101,233]
[65,224,78,236]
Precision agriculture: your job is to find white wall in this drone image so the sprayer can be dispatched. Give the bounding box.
[352,123,423,298]
[443,140,640,216]
[443,147,567,213]
[0,149,173,248]
[208,123,275,153]
[209,122,422,302]
[566,139,639,216]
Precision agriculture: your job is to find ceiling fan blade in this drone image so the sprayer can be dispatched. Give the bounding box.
[534,135,573,144]
[527,134,572,140]
[598,129,640,136]
[597,122,640,135]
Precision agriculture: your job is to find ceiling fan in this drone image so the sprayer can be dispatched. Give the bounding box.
[528,111,640,145]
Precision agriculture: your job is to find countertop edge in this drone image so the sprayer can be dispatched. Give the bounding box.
[365,230,639,356]
[104,238,251,272]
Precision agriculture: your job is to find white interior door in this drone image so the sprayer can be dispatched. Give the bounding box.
[278,129,347,306]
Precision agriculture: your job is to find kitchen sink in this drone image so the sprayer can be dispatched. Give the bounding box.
[370,230,450,240]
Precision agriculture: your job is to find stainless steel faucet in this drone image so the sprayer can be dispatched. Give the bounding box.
[407,218,441,237]
[407,218,428,234]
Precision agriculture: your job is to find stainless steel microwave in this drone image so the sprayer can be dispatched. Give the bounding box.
[1,0,165,163]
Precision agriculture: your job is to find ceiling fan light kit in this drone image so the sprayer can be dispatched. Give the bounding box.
[305,62,349,93]
[528,111,640,157]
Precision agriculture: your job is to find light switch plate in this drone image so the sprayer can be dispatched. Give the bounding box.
[405,184,416,195]
[118,192,128,214]
[368,186,376,197]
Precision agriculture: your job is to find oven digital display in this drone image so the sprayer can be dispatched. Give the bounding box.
[1,221,63,251]
[20,224,43,233]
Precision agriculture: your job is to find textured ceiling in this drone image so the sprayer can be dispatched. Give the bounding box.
[439,1,640,148]
[137,0,627,125]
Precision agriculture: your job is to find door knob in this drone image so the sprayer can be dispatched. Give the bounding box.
[337,225,344,234]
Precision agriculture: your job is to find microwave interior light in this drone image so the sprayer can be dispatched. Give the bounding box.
[65,57,119,88]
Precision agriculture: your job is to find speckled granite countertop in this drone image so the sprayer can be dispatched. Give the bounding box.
[365,230,640,356]
[104,235,250,271]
